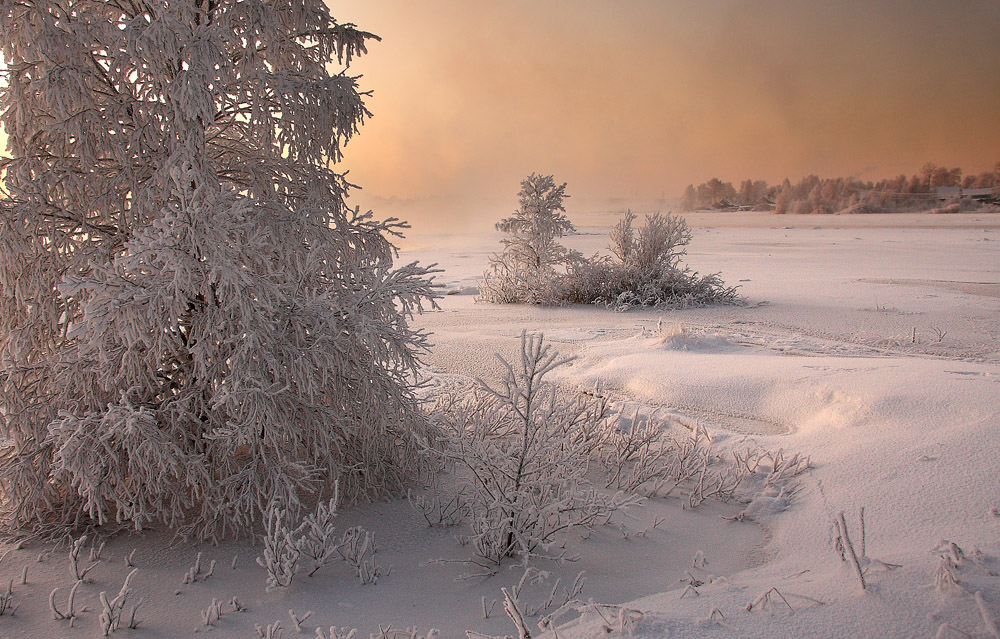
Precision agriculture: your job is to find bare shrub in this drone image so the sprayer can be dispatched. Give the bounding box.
[429,333,637,572]
[566,211,742,309]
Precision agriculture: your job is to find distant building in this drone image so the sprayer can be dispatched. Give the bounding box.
[712,197,752,212]
[934,186,999,204]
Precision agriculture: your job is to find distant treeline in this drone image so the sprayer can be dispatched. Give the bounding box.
[680,162,1000,213]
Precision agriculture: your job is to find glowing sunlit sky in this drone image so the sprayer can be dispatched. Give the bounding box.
[334,0,1000,229]
[1,3,998,231]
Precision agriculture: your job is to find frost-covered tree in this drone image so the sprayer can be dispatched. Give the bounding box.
[479,174,581,304]
[0,0,436,539]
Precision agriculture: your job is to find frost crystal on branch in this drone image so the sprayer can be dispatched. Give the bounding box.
[0,0,437,538]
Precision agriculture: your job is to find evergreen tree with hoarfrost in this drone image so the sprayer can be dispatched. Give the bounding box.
[479,173,581,304]
[0,0,437,539]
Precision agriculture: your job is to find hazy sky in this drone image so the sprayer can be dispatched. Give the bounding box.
[1,2,998,231]
[334,0,1000,229]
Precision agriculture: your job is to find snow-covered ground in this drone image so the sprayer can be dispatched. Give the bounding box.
[2,212,999,638]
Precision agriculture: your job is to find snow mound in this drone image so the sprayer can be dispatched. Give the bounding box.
[652,323,740,352]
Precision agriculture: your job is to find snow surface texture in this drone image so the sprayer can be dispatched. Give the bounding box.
[1,212,999,638]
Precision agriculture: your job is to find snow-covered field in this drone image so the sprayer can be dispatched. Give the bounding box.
[2,212,999,638]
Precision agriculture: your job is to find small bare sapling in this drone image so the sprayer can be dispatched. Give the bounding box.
[430,333,638,570]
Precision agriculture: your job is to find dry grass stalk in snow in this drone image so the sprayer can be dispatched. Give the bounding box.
[98,568,140,636]
[834,510,867,591]
[257,489,385,590]
[182,551,216,584]
[0,579,16,616]
[49,579,84,625]
[69,534,99,582]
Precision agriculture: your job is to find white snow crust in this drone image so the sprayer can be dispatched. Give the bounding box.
[2,212,998,639]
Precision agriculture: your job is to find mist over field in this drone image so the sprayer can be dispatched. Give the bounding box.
[336,0,1000,230]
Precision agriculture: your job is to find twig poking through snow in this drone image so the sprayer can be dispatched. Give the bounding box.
[0,580,17,616]
[935,556,962,593]
[858,506,866,559]
[481,596,497,619]
[935,623,974,639]
[90,539,106,562]
[289,609,313,633]
[746,587,794,613]
[49,580,83,624]
[69,535,99,582]
[183,551,217,585]
[679,585,699,598]
[201,598,224,627]
[502,587,532,639]
[698,607,735,630]
[835,511,867,591]
[256,621,284,639]
[99,568,138,636]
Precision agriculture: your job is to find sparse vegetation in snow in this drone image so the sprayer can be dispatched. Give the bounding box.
[480,178,740,309]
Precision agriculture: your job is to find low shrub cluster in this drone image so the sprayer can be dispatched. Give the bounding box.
[479,176,741,309]
[563,212,741,309]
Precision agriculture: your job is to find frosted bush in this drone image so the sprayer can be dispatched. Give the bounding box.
[0,0,437,539]
[565,211,742,309]
[429,333,638,571]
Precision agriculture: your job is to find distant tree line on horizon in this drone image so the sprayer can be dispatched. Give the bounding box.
[680,162,1000,214]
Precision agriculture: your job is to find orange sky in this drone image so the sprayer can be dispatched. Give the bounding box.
[2,3,998,231]
[334,0,1000,230]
